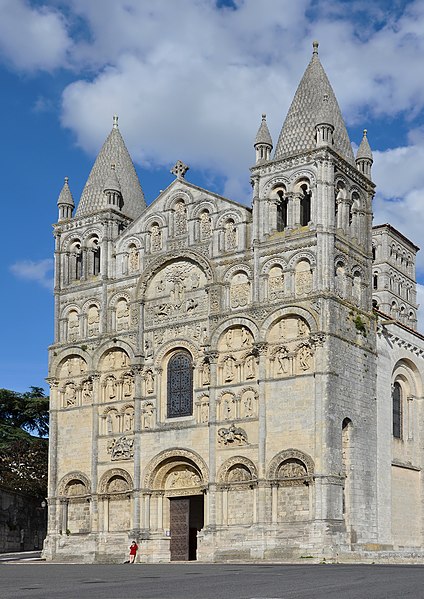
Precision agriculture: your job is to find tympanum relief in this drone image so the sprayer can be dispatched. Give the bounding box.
[230,273,251,309]
[59,356,89,408]
[218,326,256,385]
[145,261,207,324]
[268,316,315,378]
[100,350,134,403]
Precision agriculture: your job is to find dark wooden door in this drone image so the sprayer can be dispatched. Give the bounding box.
[170,497,190,561]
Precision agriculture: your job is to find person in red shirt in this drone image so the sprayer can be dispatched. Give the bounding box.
[129,540,138,564]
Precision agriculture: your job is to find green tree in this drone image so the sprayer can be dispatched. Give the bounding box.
[0,387,49,497]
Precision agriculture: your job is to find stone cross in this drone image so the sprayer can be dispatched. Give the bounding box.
[171,160,189,179]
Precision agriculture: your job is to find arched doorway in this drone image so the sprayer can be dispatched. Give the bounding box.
[145,452,207,561]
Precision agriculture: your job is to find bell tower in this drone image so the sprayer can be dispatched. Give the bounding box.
[250,41,378,551]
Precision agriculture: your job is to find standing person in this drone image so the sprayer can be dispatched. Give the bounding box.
[129,540,138,564]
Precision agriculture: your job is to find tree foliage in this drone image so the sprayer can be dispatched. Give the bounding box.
[0,387,49,498]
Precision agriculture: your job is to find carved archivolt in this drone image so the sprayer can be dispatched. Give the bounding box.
[217,456,257,483]
[164,188,194,211]
[143,448,209,489]
[287,251,316,270]
[98,468,133,494]
[58,471,91,496]
[267,449,314,481]
[261,307,317,340]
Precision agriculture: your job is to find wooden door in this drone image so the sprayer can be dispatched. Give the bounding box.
[170,497,190,561]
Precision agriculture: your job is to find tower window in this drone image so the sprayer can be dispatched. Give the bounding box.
[300,184,311,226]
[276,190,287,231]
[167,351,193,418]
[392,381,402,439]
[373,274,378,290]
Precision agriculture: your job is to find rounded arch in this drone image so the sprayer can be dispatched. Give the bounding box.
[93,339,135,363]
[217,456,258,483]
[143,448,209,489]
[58,471,91,496]
[392,358,422,398]
[261,257,288,275]
[143,213,167,231]
[61,234,82,252]
[268,449,315,480]
[288,251,316,270]
[192,199,217,219]
[98,468,133,494]
[223,263,253,283]
[209,316,259,348]
[109,291,132,309]
[216,209,245,228]
[288,170,316,190]
[164,188,194,211]
[260,306,318,340]
[136,250,213,298]
[262,176,290,200]
[153,339,199,369]
[51,348,91,378]
[60,303,81,319]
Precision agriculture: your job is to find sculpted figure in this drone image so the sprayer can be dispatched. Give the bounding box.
[225,220,237,250]
[123,375,133,397]
[298,345,312,371]
[277,348,289,374]
[151,224,162,252]
[200,401,209,423]
[224,358,234,382]
[202,361,210,386]
[200,211,212,239]
[245,355,255,380]
[225,329,233,349]
[82,380,93,403]
[142,404,154,429]
[124,409,134,432]
[145,370,154,394]
[106,376,117,400]
[174,201,187,235]
[65,383,76,407]
[241,326,252,347]
[129,245,139,271]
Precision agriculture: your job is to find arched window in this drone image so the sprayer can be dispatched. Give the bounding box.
[93,241,101,276]
[276,190,287,231]
[167,351,193,418]
[373,273,378,290]
[393,381,402,439]
[372,246,376,261]
[300,184,311,226]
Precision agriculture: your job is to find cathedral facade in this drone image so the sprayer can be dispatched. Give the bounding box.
[43,43,424,563]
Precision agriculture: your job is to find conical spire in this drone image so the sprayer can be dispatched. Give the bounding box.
[356,129,373,160]
[356,129,373,178]
[254,114,273,163]
[75,116,146,219]
[57,176,74,221]
[274,42,355,164]
[254,114,273,148]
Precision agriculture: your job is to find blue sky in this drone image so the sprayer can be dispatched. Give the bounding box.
[1,0,424,393]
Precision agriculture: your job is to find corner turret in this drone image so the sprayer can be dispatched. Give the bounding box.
[103,164,123,210]
[254,114,273,163]
[356,129,373,178]
[57,176,74,221]
[315,94,334,148]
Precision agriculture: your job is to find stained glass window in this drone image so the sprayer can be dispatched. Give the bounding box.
[167,351,193,418]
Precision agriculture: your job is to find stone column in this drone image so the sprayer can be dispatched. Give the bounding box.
[132,365,143,532]
[46,379,59,534]
[90,373,101,532]
[206,352,219,529]
[255,343,268,524]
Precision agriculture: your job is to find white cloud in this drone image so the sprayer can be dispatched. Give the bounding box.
[372,140,424,275]
[0,0,71,72]
[10,259,54,290]
[54,0,424,202]
[416,283,424,331]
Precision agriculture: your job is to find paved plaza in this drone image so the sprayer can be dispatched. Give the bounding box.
[2,561,424,599]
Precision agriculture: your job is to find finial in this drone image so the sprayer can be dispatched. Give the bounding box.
[171,160,189,179]
[313,40,319,55]
[262,113,266,121]
[363,129,367,136]
[64,176,69,184]
[113,115,119,129]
